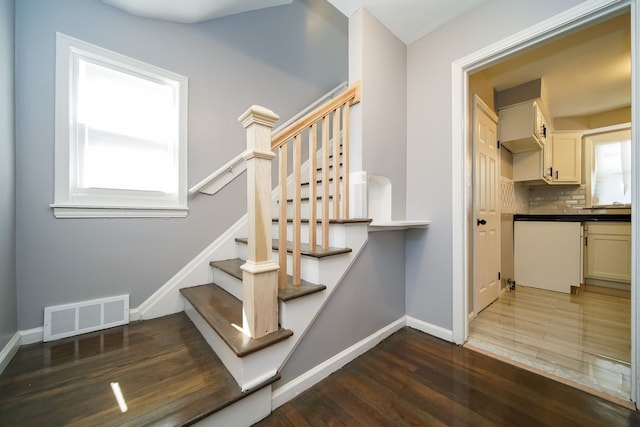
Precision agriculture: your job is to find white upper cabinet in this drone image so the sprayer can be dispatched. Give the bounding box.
[550,133,581,184]
[498,100,548,153]
[512,132,582,185]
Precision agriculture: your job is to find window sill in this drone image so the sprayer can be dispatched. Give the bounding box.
[51,204,188,218]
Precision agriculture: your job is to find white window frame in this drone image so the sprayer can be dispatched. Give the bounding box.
[52,33,188,218]
[584,124,631,208]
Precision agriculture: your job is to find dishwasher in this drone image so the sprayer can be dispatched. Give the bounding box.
[514,221,582,293]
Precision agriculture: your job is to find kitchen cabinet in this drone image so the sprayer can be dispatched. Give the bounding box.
[499,100,548,153]
[584,222,631,283]
[512,132,581,184]
[550,133,581,183]
[512,142,552,182]
[514,221,582,293]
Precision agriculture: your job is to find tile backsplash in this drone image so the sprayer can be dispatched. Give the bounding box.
[528,184,586,213]
[501,177,529,214]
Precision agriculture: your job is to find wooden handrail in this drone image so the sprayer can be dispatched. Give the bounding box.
[271,82,361,150]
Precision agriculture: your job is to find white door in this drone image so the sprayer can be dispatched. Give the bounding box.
[474,95,500,313]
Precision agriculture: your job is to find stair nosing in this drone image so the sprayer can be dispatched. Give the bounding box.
[234,238,352,258]
[271,218,372,224]
[180,284,293,357]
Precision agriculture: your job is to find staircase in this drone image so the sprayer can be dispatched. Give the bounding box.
[174,83,366,425]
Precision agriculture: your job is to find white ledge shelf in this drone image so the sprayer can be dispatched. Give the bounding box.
[368,220,431,232]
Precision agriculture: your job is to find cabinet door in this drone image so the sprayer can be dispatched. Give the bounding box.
[586,223,631,283]
[551,133,581,183]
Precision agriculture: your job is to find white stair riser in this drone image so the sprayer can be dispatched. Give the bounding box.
[212,268,243,301]
[184,299,287,391]
[278,290,325,330]
[281,199,348,219]
[235,242,322,284]
[300,181,341,199]
[270,223,348,247]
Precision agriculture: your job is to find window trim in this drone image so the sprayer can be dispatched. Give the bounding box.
[52,33,188,218]
[583,124,631,208]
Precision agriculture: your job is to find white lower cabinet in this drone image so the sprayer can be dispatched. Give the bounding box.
[514,221,582,293]
[584,222,631,283]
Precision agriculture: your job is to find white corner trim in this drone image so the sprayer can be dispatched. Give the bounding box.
[405,316,454,343]
[271,317,405,410]
[134,213,248,320]
[0,332,21,375]
[20,327,44,345]
[129,307,141,322]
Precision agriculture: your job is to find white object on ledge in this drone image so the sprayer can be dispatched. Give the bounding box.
[367,175,430,231]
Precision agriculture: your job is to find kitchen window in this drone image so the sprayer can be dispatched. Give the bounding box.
[585,127,631,208]
[52,33,188,218]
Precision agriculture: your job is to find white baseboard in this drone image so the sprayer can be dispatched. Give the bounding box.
[405,316,453,342]
[0,332,21,375]
[20,327,44,345]
[271,317,405,409]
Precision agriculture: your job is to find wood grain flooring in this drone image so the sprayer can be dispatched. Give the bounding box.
[0,313,269,427]
[469,286,632,401]
[256,327,640,427]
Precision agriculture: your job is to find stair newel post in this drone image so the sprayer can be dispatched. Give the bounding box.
[238,105,280,339]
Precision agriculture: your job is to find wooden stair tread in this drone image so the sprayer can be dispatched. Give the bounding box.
[180,285,293,357]
[211,258,327,302]
[235,237,352,258]
[272,218,372,224]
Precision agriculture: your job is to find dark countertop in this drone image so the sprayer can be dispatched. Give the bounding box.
[514,214,631,222]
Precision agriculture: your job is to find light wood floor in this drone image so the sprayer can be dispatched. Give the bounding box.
[469,285,632,401]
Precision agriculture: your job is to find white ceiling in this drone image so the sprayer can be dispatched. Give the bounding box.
[102,0,487,44]
[479,12,631,119]
[101,0,294,23]
[325,0,489,44]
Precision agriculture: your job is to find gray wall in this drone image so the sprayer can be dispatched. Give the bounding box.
[361,10,407,220]
[15,0,347,330]
[405,0,585,328]
[276,10,407,388]
[0,0,17,349]
[277,231,406,387]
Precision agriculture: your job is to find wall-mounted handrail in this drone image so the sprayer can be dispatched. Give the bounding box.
[188,81,348,197]
[188,150,247,195]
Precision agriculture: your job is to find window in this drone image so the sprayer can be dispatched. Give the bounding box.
[585,128,631,207]
[53,33,188,218]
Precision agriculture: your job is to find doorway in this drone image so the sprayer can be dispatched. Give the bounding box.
[452,0,638,405]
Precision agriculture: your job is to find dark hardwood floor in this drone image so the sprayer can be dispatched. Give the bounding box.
[2,317,639,427]
[256,328,640,427]
[0,313,258,426]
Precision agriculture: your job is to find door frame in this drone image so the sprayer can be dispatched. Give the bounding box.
[450,0,639,404]
[472,94,500,316]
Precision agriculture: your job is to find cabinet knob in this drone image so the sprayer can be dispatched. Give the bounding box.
[477,219,487,226]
